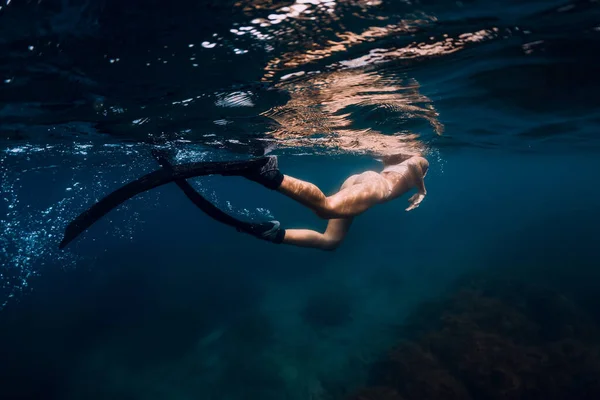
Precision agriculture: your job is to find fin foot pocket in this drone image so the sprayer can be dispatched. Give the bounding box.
[236,155,284,190]
[238,220,285,244]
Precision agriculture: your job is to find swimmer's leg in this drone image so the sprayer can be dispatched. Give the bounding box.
[242,156,388,218]
[239,156,336,215]
[277,174,389,219]
[281,218,353,251]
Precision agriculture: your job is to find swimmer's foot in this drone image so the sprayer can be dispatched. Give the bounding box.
[240,220,285,244]
[241,156,284,190]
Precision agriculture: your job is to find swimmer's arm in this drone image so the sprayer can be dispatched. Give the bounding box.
[405,164,426,211]
[415,172,427,195]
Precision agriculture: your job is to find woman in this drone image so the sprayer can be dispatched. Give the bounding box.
[243,154,429,250]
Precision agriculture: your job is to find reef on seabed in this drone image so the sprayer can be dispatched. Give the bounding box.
[348,273,600,400]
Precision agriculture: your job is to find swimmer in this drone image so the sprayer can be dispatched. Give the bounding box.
[241,154,429,250]
[59,152,428,251]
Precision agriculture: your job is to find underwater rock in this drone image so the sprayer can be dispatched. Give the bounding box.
[369,341,471,400]
[348,274,600,400]
[461,278,597,342]
[348,387,405,400]
[425,328,546,399]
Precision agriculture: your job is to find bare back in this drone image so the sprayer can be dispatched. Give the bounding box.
[380,156,427,199]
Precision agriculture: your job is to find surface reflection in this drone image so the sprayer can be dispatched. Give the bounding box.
[262,18,434,80]
[262,67,443,157]
[221,2,498,158]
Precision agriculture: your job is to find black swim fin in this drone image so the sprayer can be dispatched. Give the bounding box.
[59,156,270,249]
[151,149,285,243]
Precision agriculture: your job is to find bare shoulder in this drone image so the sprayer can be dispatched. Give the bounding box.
[394,156,428,187]
[381,153,417,167]
[406,156,429,175]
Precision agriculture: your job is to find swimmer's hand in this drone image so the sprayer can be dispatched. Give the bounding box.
[406,192,426,211]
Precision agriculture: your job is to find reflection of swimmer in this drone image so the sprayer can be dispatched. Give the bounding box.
[244,154,428,250]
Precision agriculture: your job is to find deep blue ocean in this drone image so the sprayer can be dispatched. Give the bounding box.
[1,1,600,399]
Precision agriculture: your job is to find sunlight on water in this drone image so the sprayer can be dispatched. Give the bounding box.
[261,68,443,157]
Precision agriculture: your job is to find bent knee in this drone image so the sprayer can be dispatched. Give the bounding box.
[315,198,347,219]
[320,237,343,251]
[315,208,336,219]
[314,205,334,219]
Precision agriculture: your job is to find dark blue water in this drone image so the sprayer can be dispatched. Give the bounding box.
[1,1,600,399]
